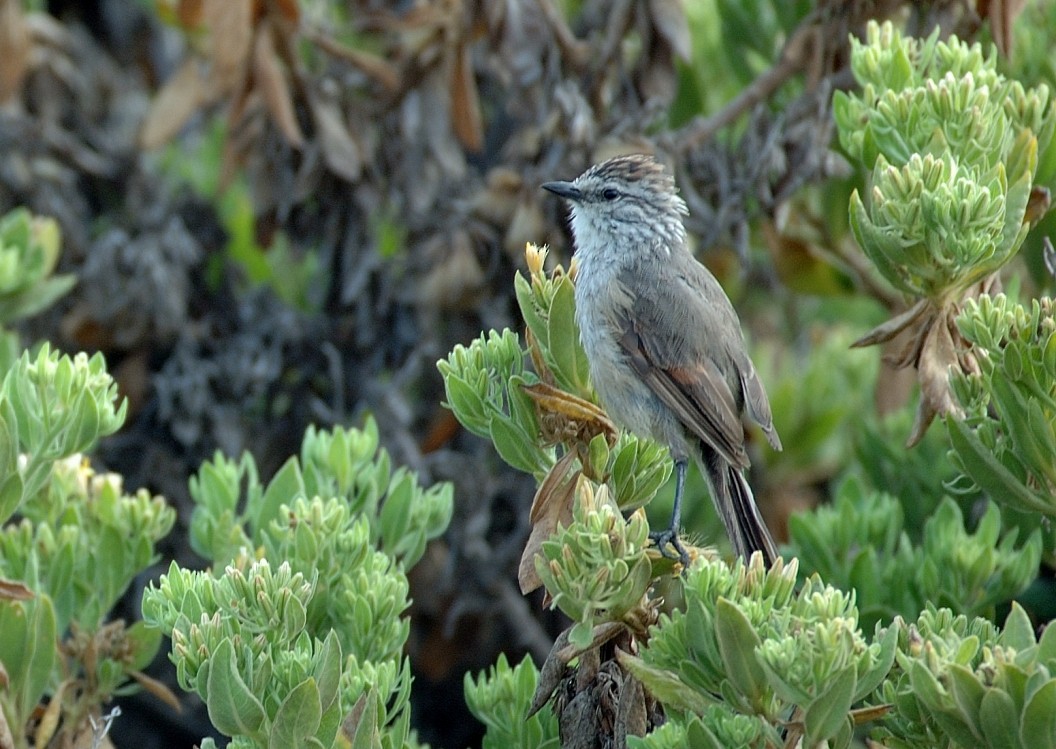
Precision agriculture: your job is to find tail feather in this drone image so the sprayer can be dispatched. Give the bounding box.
[703,453,777,565]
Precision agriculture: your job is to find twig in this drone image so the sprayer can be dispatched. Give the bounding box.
[534,0,588,69]
[675,16,819,151]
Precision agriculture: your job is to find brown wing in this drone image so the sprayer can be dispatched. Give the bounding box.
[611,261,751,469]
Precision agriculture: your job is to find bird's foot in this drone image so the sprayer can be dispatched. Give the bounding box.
[649,527,690,570]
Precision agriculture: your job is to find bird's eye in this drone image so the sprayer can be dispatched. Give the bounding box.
[602,187,619,201]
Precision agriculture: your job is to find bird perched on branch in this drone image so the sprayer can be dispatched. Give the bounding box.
[542,153,781,566]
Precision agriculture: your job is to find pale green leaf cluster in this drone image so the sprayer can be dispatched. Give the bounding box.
[142,557,347,749]
[143,553,420,749]
[593,432,672,513]
[624,555,893,749]
[0,208,76,327]
[437,245,671,509]
[535,484,653,649]
[1,457,175,632]
[834,21,1055,300]
[146,419,445,748]
[949,294,1056,520]
[438,329,552,476]
[188,417,452,569]
[464,653,560,749]
[875,604,1056,749]
[0,362,168,747]
[787,477,1040,631]
[513,258,592,399]
[0,344,127,523]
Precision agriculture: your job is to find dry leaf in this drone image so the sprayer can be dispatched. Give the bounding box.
[176,0,205,28]
[0,578,33,601]
[139,58,216,148]
[130,669,183,712]
[418,230,486,310]
[518,451,579,594]
[980,0,1028,57]
[305,29,400,92]
[307,87,362,181]
[0,0,30,103]
[449,41,484,152]
[273,0,300,24]
[205,0,253,89]
[252,19,304,146]
[648,0,691,62]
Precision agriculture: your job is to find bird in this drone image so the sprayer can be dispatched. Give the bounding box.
[541,153,781,566]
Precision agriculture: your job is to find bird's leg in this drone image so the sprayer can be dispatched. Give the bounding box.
[650,457,690,568]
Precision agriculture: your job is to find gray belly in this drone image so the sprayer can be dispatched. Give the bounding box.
[575,301,677,448]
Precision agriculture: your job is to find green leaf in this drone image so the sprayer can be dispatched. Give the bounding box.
[514,272,547,346]
[347,688,383,749]
[269,677,322,749]
[803,667,856,746]
[313,631,342,712]
[1021,679,1056,747]
[0,471,23,525]
[946,417,1051,515]
[714,598,767,706]
[1038,619,1056,664]
[947,664,987,741]
[206,638,267,739]
[442,374,490,437]
[251,457,305,539]
[683,717,728,749]
[854,623,898,702]
[616,651,713,715]
[980,687,1023,749]
[379,470,413,553]
[0,595,57,723]
[546,278,589,395]
[126,620,165,672]
[489,416,550,476]
[1001,603,1037,651]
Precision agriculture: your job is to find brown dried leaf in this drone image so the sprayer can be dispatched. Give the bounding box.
[615,672,647,744]
[851,298,929,348]
[908,308,962,447]
[648,0,691,62]
[522,382,616,435]
[420,231,487,310]
[1025,185,1052,226]
[528,628,572,718]
[0,578,33,601]
[306,88,362,181]
[139,58,216,148]
[449,41,484,152]
[273,0,300,24]
[980,0,1027,57]
[129,669,183,712]
[0,0,30,103]
[518,451,579,594]
[204,0,252,89]
[176,0,205,28]
[32,679,65,748]
[253,19,304,146]
[305,29,400,92]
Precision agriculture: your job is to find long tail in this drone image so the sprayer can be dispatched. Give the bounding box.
[704,453,777,565]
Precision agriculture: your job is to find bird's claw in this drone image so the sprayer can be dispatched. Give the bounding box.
[649,528,690,570]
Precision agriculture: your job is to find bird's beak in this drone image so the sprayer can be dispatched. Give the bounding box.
[541,180,582,201]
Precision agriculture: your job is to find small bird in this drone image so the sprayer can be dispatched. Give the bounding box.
[542,154,781,566]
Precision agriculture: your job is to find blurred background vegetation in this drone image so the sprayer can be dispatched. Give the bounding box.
[0,0,1055,747]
